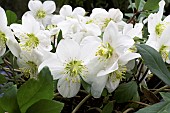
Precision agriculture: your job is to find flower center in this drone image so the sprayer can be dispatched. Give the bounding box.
[159,45,169,61]
[155,23,166,36]
[103,18,112,28]
[64,60,85,77]
[21,33,39,51]
[36,10,46,19]
[21,61,38,78]
[0,31,7,48]
[95,42,113,59]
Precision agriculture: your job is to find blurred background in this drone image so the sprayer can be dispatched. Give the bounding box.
[0,0,170,19]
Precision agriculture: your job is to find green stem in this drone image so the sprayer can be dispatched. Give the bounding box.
[72,94,91,113]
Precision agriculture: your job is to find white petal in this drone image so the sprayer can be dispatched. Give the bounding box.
[103,21,119,44]
[157,0,165,21]
[28,1,42,12]
[80,36,101,46]
[86,23,101,37]
[106,76,120,93]
[38,56,64,80]
[148,14,160,34]
[43,1,56,14]
[59,5,72,17]
[57,75,80,98]
[72,7,85,16]
[51,15,65,25]
[97,61,118,76]
[56,39,80,62]
[0,7,7,27]
[108,8,123,22]
[22,13,40,34]
[91,75,108,98]
[0,46,6,57]
[119,52,141,65]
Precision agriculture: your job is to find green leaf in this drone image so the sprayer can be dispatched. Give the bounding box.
[26,99,64,113]
[160,92,170,101]
[17,67,53,113]
[57,30,63,44]
[136,44,170,86]
[0,74,7,84]
[143,0,160,11]
[135,0,145,11]
[102,101,114,113]
[0,85,20,113]
[0,106,5,113]
[114,81,138,103]
[0,57,4,64]
[136,101,170,113]
[81,77,91,93]
[6,10,17,25]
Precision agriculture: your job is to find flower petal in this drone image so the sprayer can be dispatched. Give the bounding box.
[43,1,56,14]
[59,5,72,17]
[28,0,42,13]
[57,75,80,98]
[0,7,7,27]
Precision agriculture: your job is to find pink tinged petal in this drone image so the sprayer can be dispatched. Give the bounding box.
[108,8,123,22]
[56,39,81,62]
[28,0,42,12]
[0,7,7,27]
[106,76,120,93]
[43,1,56,14]
[59,5,72,17]
[22,13,40,34]
[72,7,86,16]
[91,75,108,98]
[119,53,141,65]
[57,75,81,98]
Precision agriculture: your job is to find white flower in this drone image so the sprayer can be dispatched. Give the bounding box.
[0,7,20,57]
[56,17,101,43]
[147,0,170,45]
[39,39,97,98]
[17,50,43,78]
[123,23,143,39]
[27,0,56,26]
[51,5,85,24]
[81,21,140,97]
[10,13,52,52]
[89,8,123,31]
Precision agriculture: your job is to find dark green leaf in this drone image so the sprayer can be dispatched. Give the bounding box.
[26,99,64,113]
[6,10,17,25]
[81,77,91,93]
[160,92,170,101]
[136,44,170,86]
[143,0,160,11]
[135,0,145,11]
[0,85,20,113]
[114,81,138,103]
[0,74,7,84]
[17,67,53,113]
[0,57,4,64]
[57,30,63,44]
[136,101,170,113]
[102,101,114,113]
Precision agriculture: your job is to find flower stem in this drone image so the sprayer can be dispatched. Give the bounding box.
[72,94,91,113]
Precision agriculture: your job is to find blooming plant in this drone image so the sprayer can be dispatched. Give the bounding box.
[1,0,170,113]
